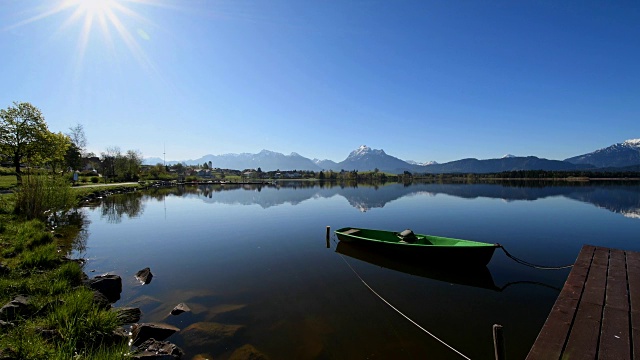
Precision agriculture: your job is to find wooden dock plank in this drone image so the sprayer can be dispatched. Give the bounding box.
[627,251,640,359]
[579,247,609,306]
[605,250,629,311]
[599,249,631,360]
[599,307,631,360]
[526,245,595,360]
[527,245,640,360]
[563,247,608,358]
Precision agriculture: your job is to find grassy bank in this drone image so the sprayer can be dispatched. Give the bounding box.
[0,183,138,359]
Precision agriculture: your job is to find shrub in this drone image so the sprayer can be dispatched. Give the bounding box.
[13,176,75,220]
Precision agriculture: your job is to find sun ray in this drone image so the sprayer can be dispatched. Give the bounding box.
[5,0,163,74]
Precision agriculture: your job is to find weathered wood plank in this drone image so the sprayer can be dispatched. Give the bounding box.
[627,251,640,359]
[528,246,640,360]
[564,301,604,359]
[526,245,595,360]
[605,250,629,311]
[563,248,608,358]
[579,247,608,306]
[599,250,630,360]
[599,307,631,360]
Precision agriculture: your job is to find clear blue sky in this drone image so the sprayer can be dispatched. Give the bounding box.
[1,0,638,163]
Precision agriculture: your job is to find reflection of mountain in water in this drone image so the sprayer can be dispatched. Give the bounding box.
[145,182,640,219]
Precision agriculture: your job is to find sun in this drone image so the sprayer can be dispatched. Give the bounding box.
[73,0,118,18]
[5,0,158,71]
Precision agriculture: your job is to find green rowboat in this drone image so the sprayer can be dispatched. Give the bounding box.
[334,227,498,266]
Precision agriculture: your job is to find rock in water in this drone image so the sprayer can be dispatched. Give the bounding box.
[180,322,244,351]
[112,307,142,325]
[131,339,184,359]
[136,267,153,284]
[170,303,191,316]
[229,344,270,360]
[131,323,180,346]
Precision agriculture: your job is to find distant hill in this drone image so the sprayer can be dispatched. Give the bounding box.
[143,140,640,173]
[186,150,322,171]
[565,139,640,168]
[419,156,594,174]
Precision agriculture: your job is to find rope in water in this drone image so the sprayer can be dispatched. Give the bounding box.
[335,251,472,360]
[497,244,573,270]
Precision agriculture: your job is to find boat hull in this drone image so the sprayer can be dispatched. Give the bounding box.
[335,227,498,266]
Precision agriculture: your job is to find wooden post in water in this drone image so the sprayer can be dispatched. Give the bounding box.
[493,324,506,360]
[326,226,331,248]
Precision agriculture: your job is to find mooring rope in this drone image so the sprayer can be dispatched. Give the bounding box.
[497,244,573,270]
[335,251,472,360]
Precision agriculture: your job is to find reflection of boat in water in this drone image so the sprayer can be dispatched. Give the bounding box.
[335,241,564,293]
[335,227,498,266]
[335,241,500,291]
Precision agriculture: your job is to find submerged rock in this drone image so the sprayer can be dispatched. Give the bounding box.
[181,322,244,351]
[84,274,122,303]
[112,307,142,325]
[170,303,191,316]
[131,339,184,359]
[131,323,180,346]
[136,267,153,284]
[229,344,270,360]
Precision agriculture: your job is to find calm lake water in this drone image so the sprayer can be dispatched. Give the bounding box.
[74,181,640,360]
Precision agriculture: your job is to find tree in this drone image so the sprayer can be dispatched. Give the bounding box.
[0,102,50,184]
[67,123,87,156]
[124,149,143,181]
[101,147,120,182]
[45,131,72,174]
[65,143,83,171]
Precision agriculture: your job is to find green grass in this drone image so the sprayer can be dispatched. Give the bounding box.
[0,175,17,190]
[0,198,129,359]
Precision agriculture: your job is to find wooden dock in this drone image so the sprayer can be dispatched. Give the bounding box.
[526,245,640,359]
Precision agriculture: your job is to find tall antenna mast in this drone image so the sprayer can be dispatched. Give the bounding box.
[163,143,166,167]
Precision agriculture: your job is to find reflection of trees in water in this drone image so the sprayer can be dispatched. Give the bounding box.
[98,192,145,224]
[84,181,640,220]
[48,209,90,254]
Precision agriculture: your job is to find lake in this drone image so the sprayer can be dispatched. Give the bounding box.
[74,181,640,359]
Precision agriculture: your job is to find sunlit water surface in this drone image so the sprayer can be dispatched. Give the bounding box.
[75,182,640,359]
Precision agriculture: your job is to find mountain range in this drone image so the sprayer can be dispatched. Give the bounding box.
[144,139,640,174]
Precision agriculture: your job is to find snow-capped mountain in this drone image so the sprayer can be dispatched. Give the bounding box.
[313,158,339,170]
[337,145,413,172]
[565,139,640,168]
[158,150,322,171]
[407,160,439,166]
[144,139,640,173]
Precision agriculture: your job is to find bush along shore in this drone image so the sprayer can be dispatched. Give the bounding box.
[0,180,184,359]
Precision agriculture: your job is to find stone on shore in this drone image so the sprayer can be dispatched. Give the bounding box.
[0,295,33,321]
[83,274,122,303]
